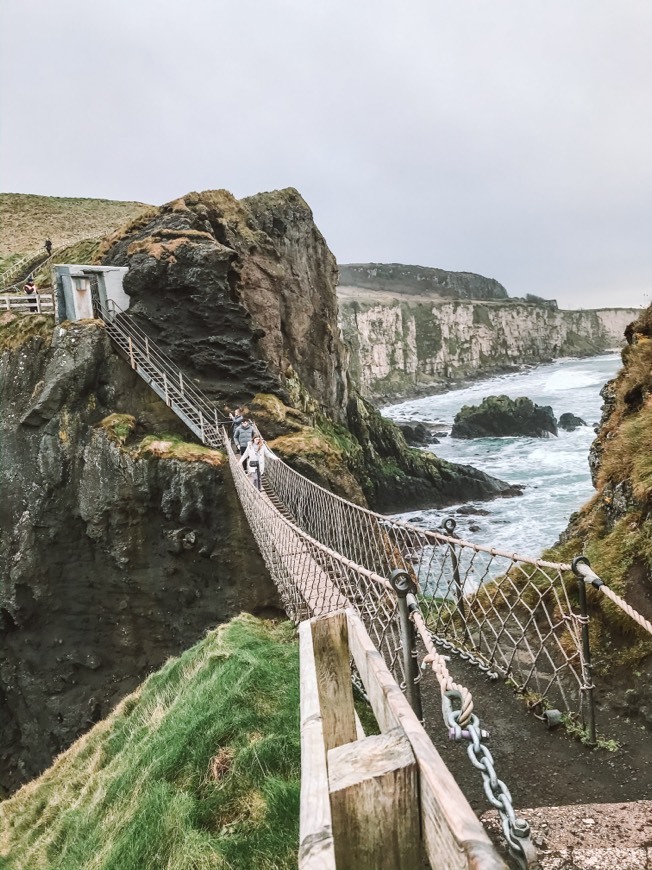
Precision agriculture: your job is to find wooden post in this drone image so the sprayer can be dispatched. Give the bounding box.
[36,293,42,314]
[328,728,420,870]
[344,608,508,870]
[179,371,184,394]
[128,336,135,369]
[298,622,336,870]
[311,612,357,752]
[145,335,150,360]
[199,410,205,442]
[163,372,169,405]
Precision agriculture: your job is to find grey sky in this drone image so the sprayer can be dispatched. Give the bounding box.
[1,0,651,308]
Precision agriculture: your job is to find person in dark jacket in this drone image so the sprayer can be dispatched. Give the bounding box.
[44,239,52,256]
[233,418,254,454]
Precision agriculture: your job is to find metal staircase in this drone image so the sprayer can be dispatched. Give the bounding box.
[95,299,226,448]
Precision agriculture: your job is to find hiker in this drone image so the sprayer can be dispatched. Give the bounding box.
[23,277,38,311]
[229,407,243,436]
[240,435,272,491]
[44,239,52,256]
[233,417,254,454]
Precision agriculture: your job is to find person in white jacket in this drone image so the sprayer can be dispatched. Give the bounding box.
[240,435,273,491]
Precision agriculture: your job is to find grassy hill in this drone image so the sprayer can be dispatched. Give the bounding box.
[0,615,301,870]
[0,193,152,269]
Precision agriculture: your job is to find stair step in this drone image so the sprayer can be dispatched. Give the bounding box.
[481,801,652,869]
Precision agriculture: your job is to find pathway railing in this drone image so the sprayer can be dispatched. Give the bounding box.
[0,293,55,313]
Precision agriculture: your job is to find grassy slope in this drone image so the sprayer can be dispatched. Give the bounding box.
[0,194,152,263]
[544,309,652,670]
[0,616,301,870]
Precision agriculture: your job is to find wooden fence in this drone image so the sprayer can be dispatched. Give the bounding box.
[0,293,55,314]
[299,608,508,870]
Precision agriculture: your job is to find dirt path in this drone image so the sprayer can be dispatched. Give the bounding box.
[419,653,652,813]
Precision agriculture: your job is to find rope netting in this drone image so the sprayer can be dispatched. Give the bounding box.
[261,449,589,718]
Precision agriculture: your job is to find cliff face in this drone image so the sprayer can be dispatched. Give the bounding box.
[0,315,276,795]
[97,189,519,512]
[549,304,652,677]
[101,188,348,421]
[338,292,639,402]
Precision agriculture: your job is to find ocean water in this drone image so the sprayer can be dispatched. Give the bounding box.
[382,354,623,558]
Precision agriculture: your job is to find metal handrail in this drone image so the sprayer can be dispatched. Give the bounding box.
[100,299,230,426]
[94,299,228,445]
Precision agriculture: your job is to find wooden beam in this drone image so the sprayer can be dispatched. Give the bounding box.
[345,608,508,870]
[311,612,358,752]
[298,621,337,870]
[328,728,420,870]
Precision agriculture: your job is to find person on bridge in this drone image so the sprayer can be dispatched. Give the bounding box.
[229,407,243,437]
[240,435,272,491]
[233,417,254,454]
[44,239,52,256]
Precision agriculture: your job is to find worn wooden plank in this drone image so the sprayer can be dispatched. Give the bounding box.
[274,534,349,617]
[328,728,420,870]
[346,608,508,870]
[311,612,358,752]
[299,621,337,870]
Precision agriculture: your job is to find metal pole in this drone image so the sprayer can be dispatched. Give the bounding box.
[390,568,423,721]
[572,556,597,747]
[128,336,135,369]
[199,410,205,442]
[443,517,468,638]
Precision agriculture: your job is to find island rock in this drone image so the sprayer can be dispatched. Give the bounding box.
[451,395,558,439]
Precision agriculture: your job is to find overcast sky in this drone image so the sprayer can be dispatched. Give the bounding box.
[1,0,651,308]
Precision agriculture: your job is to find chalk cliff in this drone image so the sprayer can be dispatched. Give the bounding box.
[338,285,639,402]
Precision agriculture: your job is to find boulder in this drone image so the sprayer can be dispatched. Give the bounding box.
[396,421,440,446]
[451,395,558,439]
[558,412,587,431]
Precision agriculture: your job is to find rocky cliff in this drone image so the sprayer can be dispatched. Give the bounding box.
[338,288,639,402]
[97,189,520,512]
[0,314,276,795]
[548,304,652,681]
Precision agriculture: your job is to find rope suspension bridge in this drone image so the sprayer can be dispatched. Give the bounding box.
[6,278,652,869]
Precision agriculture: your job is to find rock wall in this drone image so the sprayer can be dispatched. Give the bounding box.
[101,188,348,421]
[338,294,640,402]
[0,316,276,795]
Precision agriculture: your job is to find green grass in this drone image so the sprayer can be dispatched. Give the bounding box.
[0,615,301,870]
[0,194,152,260]
[0,312,54,352]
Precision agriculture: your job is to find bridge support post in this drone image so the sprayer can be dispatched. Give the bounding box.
[572,557,597,747]
[390,569,423,722]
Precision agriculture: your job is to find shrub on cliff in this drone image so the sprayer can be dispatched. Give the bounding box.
[0,616,301,870]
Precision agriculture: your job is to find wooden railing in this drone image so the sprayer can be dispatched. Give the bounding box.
[299,609,508,870]
[0,293,55,314]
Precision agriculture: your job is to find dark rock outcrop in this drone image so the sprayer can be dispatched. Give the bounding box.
[100,189,521,514]
[451,395,558,439]
[0,316,276,795]
[101,188,348,421]
[395,421,440,446]
[558,412,587,431]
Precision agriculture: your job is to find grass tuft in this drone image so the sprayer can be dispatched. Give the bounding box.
[0,615,301,870]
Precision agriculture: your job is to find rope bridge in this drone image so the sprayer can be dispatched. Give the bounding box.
[92,297,651,726]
